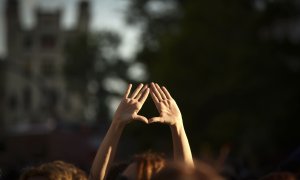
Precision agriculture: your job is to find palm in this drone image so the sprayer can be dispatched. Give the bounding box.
[116,99,143,123]
[113,84,149,125]
[156,99,181,124]
[150,83,183,125]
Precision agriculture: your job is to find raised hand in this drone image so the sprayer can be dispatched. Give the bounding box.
[90,84,150,180]
[150,83,194,166]
[149,83,183,126]
[113,83,150,126]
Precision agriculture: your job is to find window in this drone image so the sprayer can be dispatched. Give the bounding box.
[23,87,32,110]
[23,59,32,77]
[48,90,58,109]
[8,95,18,110]
[40,34,56,49]
[23,35,33,49]
[41,88,59,111]
[64,98,71,112]
[42,61,55,77]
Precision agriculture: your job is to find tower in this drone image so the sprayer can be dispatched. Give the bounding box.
[77,0,90,33]
[2,0,88,134]
[5,0,21,56]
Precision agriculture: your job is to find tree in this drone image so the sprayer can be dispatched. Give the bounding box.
[0,60,5,133]
[64,31,134,124]
[126,0,300,172]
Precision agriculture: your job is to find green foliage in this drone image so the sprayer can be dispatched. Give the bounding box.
[64,33,98,93]
[0,60,5,100]
[64,31,131,122]
[0,60,5,126]
[127,0,300,168]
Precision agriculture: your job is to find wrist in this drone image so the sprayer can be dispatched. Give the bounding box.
[111,119,126,131]
[170,118,184,132]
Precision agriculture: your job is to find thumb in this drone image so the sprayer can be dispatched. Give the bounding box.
[134,115,148,124]
[149,117,163,124]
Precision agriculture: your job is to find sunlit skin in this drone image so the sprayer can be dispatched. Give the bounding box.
[113,83,149,125]
[121,162,138,180]
[89,84,149,180]
[149,83,182,126]
[149,83,194,167]
[89,83,193,180]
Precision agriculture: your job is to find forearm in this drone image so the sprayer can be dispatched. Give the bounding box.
[170,120,194,167]
[89,121,125,180]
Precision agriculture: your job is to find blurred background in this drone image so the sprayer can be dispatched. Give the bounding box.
[0,0,300,179]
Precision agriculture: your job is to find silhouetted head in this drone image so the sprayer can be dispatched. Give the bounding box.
[259,172,297,180]
[107,151,166,180]
[20,160,87,180]
[152,161,224,180]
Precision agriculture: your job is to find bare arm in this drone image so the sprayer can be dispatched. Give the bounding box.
[89,84,150,180]
[169,121,194,167]
[149,83,194,167]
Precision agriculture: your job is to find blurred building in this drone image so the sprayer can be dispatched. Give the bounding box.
[2,0,90,134]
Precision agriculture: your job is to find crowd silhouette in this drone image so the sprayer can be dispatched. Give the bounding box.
[15,83,300,180]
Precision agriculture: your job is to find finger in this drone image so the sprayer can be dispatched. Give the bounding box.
[134,115,148,124]
[149,117,163,123]
[162,86,172,99]
[135,85,148,100]
[150,90,159,104]
[130,83,144,98]
[155,83,167,100]
[124,84,132,98]
[139,88,150,104]
[150,91,161,111]
[150,82,162,101]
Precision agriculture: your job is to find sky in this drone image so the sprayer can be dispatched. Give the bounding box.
[0,0,141,59]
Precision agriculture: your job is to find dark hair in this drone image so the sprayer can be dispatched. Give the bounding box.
[106,162,129,180]
[132,151,166,180]
[259,172,297,180]
[20,160,87,180]
[152,161,224,180]
[107,151,166,180]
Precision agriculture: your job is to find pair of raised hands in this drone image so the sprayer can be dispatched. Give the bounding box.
[113,83,183,127]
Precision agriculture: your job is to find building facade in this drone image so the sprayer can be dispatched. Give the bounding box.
[3,0,90,134]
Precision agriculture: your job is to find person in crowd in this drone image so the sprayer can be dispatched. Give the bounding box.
[259,172,298,180]
[89,83,194,180]
[152,161,224,180]
[106,151,165,180]
[20,160,87,180]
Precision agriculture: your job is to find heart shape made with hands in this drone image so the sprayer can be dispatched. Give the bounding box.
[114,82,182,126]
